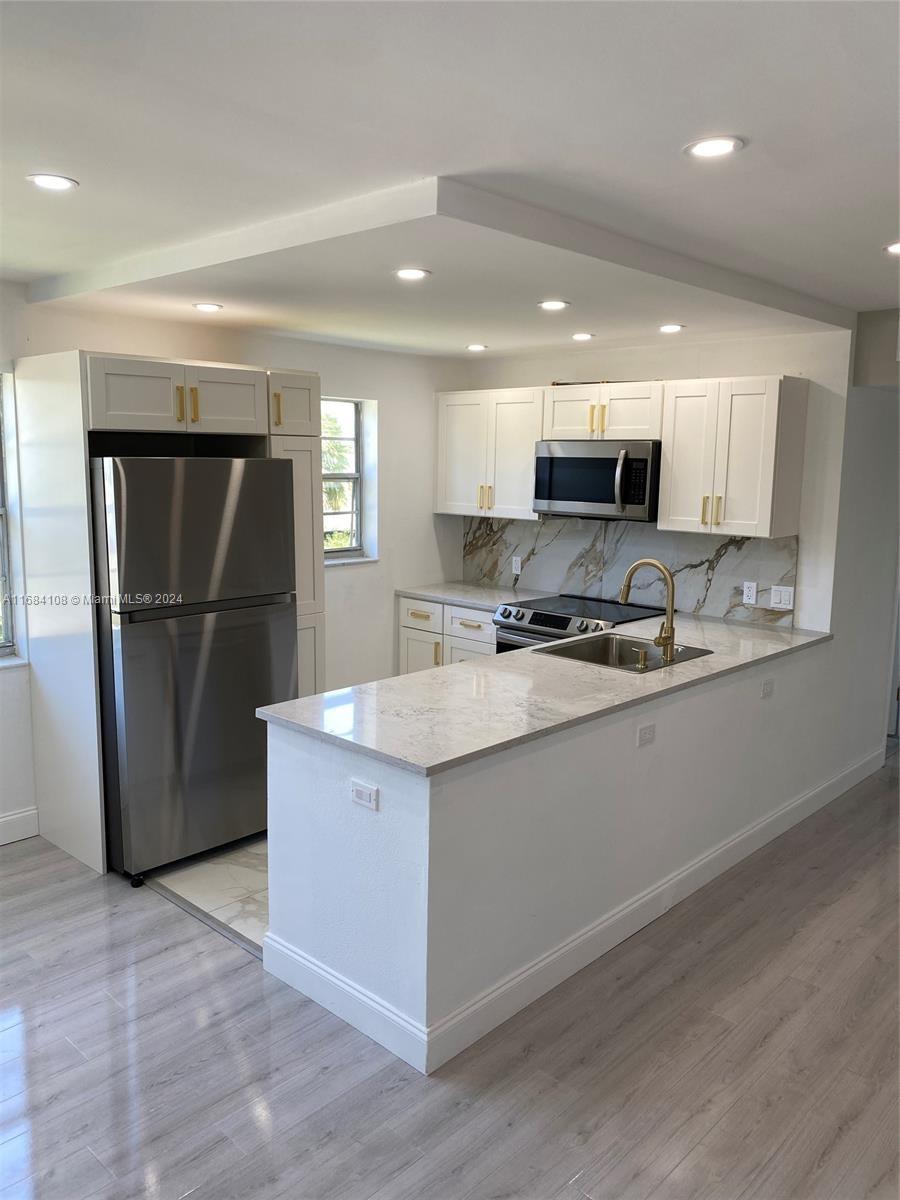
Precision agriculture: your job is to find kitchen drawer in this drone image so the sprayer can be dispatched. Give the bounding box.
[443,604,495,644]
[397,596,443,633]
[445,634,495,664]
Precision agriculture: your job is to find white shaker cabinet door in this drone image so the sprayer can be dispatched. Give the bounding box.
[435,392,489,516]
[542,385,602,440]
[270,436,326,617]
[445,635,494,664]
[399,626,443,673]
[87,357,187,431]
[269,371,321,436]
[600,381,663,440]
[711,377,780,538]
[184,365,268,434]
[485,389,544,520]
[657,380,719,532]
[297,613,326,697]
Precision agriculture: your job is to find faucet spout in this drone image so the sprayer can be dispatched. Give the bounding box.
[619,558,677,665]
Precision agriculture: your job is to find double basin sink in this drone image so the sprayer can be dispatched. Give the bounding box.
[536,631,712,674]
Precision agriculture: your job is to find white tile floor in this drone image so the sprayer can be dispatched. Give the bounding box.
[152,835,269,948]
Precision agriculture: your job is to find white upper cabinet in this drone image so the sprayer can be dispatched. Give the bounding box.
[658,376,808,538]
[270,435,326,617]
[435,389,543,520]
[435,392,490,516]
[542,385,602,440]
[184,365,268,434]
[87,357,187,431]
[269,370,321,436]
[485,389,544,519]
[599,381,663,440]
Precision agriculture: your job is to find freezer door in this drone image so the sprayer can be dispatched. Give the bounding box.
[98,457,295,610]
[107,599,297,874]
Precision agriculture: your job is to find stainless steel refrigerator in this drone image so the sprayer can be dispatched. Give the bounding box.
[91,456,298,881]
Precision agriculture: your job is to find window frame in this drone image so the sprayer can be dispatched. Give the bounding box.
[0,381,14,655]
[321,397,364,558]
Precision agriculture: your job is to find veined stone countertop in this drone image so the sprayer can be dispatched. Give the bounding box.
[258,615,831,777]
[395,581,551,611]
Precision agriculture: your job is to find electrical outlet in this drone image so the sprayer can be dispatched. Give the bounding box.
[637,723,656,748]
[512,555,522,576]
[351,780,379,811]
[742,581,758,605]
[761,678,775,699]
[770,586,794,611]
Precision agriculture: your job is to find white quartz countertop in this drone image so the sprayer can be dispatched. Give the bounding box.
[395,581,551,611]
[258,615,831,777]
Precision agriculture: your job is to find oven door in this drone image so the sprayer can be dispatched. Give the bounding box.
[533,440,660,521]
[495,627,561,653]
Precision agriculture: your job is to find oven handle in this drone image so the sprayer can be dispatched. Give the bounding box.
[614,447,627,513]
[495,629,554,648]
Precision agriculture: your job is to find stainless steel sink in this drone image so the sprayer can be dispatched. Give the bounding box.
[536,632,712,673]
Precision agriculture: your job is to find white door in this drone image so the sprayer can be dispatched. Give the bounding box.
[270,371,321,436]
[297,613,326,697]
[87,357,187,431]
[542,385,602,440]
[185,365,268,434]
[600,381,663,440]
[712,377,780,538]
[657,380,719,532]
[485,389,544,520]
[445,635,494,664]
[399,627,443,673]
[270,436,326,617]
[435,393,489,516]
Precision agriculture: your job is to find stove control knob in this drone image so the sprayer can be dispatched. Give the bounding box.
[576,619,589,633]
[499,607,512,619]
[592,621,602,632]
[513,609,525,621]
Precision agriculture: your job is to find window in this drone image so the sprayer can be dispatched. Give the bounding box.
[0,379,14,654]
[322,398,362,555]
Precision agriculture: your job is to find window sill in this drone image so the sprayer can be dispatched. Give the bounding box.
[0,653,28,670]
[324,556,380,569]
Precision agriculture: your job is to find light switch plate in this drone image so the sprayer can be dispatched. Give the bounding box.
[770,586,794,611]
[761,678,775,699]
[351,780,379,811]
[637,723,656,748]
[742,581,758,605]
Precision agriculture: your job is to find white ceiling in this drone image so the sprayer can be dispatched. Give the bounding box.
[2,0,897,349]
[45,214,829,355]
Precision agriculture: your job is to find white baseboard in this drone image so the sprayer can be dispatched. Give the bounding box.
[0,806,39,846]
[265,747,885,1075]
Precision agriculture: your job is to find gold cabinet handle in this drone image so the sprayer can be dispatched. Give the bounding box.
[409,610,431,621]
[486,485,493,509]
[701,495,710,525]
[189,386,200,423]
[588,404,596,434]
[599,404,607,435]
[433,640,441,666]
[713,495,722,525]
[273,390,283,427]
[459,619,483,630]
[175,385,185,423]
[477,484,485,509]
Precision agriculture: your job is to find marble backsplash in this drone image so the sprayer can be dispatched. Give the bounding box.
[462,517,799,626]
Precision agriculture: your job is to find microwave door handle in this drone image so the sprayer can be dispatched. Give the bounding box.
[614,447,627,513]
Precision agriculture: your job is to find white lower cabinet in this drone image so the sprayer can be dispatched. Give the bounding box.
[397,595,497,674]
[297,613,326,697]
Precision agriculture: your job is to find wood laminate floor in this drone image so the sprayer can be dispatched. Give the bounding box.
[1,750,897,1200]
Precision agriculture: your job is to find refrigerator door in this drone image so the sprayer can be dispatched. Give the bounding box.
[106,598,297,874]
[98,457,295,610]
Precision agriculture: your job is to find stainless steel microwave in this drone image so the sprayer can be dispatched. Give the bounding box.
[533,439,662,521]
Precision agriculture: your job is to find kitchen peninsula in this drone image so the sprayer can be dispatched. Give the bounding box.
[258,612,831,1072]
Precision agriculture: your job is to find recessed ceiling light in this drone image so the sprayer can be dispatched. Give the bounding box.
[394,267,431,281]
[684,136,745,159]
[193,302,224,313]
[571,332,594,342]
[883,242,900,256]
[539,299,570,311]
[466,344,487,352]
[659,324,684,334]
[26,173,79,191]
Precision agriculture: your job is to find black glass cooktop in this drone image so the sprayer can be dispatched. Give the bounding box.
[529,594,665,623]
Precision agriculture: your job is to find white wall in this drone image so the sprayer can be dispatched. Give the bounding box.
[0,664,37,843]
[456,329,854,632]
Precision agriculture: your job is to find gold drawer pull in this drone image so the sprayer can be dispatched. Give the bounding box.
[701,495,710,525]
[588,404,596,433]
[175,385,185,423]
[477,484,485,509]
[189,386,200,423]
[409,610,431,620]
[433,641,441,666]
[599,404,607,434]
[713,495,722,526]
[486,484,494,509]
[273,390,283,427]
[459,619,483,630]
